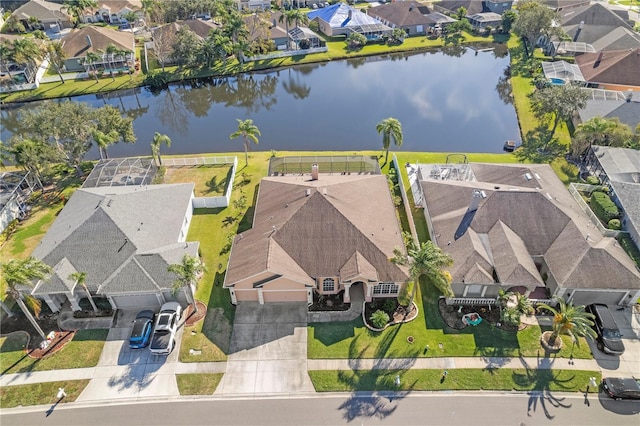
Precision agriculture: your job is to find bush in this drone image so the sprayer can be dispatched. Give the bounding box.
[383,298,397,314]
[370,310,390,329]
[346,32,367,51]
[151,165,166,184]
[590,191,619,223]
[586,175,600,185]
[608,219,621,230]
[397,281,413,306]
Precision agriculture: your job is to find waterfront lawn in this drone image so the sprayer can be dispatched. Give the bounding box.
[176,373,223,395]
[162,164,233,196]
[309,369,600,392]
[0,380,90,408]
[0,329,108,375]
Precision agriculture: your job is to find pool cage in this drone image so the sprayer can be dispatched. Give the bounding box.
[268,155,381,176]
[83,157,157,188]
[417,163,476,182]
[0,171,42,233]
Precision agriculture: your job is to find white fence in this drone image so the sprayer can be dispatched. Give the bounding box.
[568,183,621,238]
[245,46,328,62]
[164,156,237,209]
[445,297,558,307]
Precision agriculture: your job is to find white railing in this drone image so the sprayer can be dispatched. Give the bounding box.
[446,298,496,306]
[245,46,328,62]
[163,156,237,167]
[568,183,621,238]
[530,298,557,307]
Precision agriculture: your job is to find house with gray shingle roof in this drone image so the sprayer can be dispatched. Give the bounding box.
[224,172,408,305]
[10,0,73,30]
[368,2,455,36]
[60,25,135,72]
[28,184,199,312]
[416,162,640,306]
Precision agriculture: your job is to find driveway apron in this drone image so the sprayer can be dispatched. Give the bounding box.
[216,302,315,395]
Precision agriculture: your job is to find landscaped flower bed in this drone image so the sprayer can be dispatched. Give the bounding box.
[309,292,351,312]
[363,299,418,331]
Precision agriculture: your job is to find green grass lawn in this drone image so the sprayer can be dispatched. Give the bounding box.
[0,329,108,375]
[176,373,223,395]
[162,164,233,197]
[0,380,90,408]
[309,369,601,392]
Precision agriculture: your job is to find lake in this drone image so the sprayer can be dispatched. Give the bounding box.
[1,46,519,160]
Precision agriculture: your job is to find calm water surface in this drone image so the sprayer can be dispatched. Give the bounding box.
[1,47,518,159]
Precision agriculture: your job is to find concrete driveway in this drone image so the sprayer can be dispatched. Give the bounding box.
[216,302,315,395]
[77,309,182,401]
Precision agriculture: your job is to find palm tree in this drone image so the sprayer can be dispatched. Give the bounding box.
[537,297,597,347]
[84,51,100,82]
[47,41,67,84]
[281,9,309,49]
[69,271,97,313]
[151,132,171,166]
[168,254,206,314]
[4,15,26,34]
[105,44,119,81]
[1,257,53,341]
[376,117,403,166]
[390,233,454,310]
[63,0,98,26]
[230,118,261,166]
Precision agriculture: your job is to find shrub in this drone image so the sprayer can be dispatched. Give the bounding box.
[397,281,413,307]
[608,219,621,230]
[383,298,397,314]
[299,38,311,50]
[370,310,390,329]
[590,191,619,223]
[585,175,600,185]
[346,32,367,51]
[151,165,166,184]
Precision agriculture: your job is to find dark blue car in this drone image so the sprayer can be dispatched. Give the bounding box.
[129,310,155,349]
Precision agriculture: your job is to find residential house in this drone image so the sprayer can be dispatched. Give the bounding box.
[577,89,640,130]
[60,26,135,72]
[0,34,48,91]
[236,0,271,11]
[10,0,73,31]
[307,3,392,40]
[224,171,409,305]
[368,2,456,36]
[82,0,143,24]
[415,162,640,306]
[576,48,640,91]
[433,0,513,16]
[542,0,590,12]
[466,12,502,30]
[29,183,199,312]
[244,11,290,51]
[151,19,219,64]
[581,146,640,250]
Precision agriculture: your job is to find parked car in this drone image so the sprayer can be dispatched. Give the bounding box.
[602,377,640,400]
[129,310,155,349]
[149,302,182,355]
[585,303,625,355]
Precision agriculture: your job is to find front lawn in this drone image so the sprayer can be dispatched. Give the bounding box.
[0,380,90,408]
[176,373,223,395]
[309,369,601,392]
[0,329,108,375]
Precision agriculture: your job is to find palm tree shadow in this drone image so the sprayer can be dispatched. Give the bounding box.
[517,353,573,419]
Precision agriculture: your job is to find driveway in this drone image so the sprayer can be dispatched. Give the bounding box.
[215,302,315,395]
[77,309,182,401]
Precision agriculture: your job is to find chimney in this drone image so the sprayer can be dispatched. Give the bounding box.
[468,189,486,212]
[86,35,92,47]
[311,163,319,180]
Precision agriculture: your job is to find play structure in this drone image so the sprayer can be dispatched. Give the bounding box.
[462,313,483,326]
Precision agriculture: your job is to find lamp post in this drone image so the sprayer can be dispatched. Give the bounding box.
[587,377,597,394]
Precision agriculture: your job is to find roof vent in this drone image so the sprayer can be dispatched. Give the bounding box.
[525,173,532,181]
[311,163,319,180]
[305,188,312,196]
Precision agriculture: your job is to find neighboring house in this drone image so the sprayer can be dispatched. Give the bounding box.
[466,12,502,30]
[575,48,640,91]
[542,0,590,12]
[0,171,41,234]
[237,0,271,11]
[433,0,513,16]
[415,162,640,306]
[224,171,409,305]
[10,0,73,30]
[29,184,199,312]
[82,0,143,24]
[289,26,322,49]
[541,60,585,84]
[307,3,392,40]
[244,11,290,50]
[577,89,640,129]
[581,146,640,250]
[60,26,135,72]
[368,2,439,36]
[0,34,47,90]
[151,19,219,64]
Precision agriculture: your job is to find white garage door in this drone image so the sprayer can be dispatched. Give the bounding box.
[110,293,161,309]
[263,290,308,303]
[571,291,627,306]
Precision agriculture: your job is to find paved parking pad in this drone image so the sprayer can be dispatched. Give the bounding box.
[216,302,315,395]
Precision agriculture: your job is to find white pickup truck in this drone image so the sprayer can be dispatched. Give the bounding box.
[149,302,182,355]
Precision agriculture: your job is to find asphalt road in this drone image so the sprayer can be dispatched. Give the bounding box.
[2,392,639,426]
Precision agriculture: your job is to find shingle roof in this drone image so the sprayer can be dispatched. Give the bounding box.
[578,97,640,130]
[12,0,71,22]
[559,3,632,28]
[369,3,435,27]
[610,181,640,240]
[60,26,134,59]
[225,174,408,287]
[152,19,219,43]
[32,257,78,295]
[434,0,485,15]
[576,48,640,87]
[340,251,379,282]
[591,146,640,181]
[243,11,288,41]
[488,221,543,286]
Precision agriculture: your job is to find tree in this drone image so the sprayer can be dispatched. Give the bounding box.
[93,105,136,159]
[46,41,67,84]
[105,43,120,80]
[4,15,26,34]
[171,26,200,68]
[123,11,138,27]
[69,271,97,313]
[390,234,454,310]
[168,254,206,314]
[63,0,98,25]
[230,118,261,166]
[529,83,588,145]
[11,38,44,83]
[6,138,60,184]
[346,32,367,51]
[151,132,171,166]
[501,10,517,34]
[442,18,472,46]
[280,9,309,49]
[1,257,53,341]
[572,117,634,158]
[512,0,559,56]
[376,117,403,166]
[537,298,597,347]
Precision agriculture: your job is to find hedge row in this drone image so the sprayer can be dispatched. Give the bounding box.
[590,191,619,223]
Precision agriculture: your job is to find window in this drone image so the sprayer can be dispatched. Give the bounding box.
[373,282,399,295]
[466,284,483,297]
[322,278,335,292]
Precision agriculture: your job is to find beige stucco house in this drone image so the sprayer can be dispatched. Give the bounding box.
[224,170,409,305]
